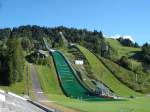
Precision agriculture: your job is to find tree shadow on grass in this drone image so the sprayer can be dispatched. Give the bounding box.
[129,51,143,61]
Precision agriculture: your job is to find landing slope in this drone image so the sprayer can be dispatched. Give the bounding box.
[52,51,112,100]
[52,51,91,98]
[77,45,141,96]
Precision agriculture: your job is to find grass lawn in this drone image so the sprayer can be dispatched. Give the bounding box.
[77,45,141,97]
[0,82,25,95]
[35,56,63,95]
[35,53,150,112]
[46,94,150,112]
[106,38,141,58]
[0,62,27,95]
[98,56,142,90]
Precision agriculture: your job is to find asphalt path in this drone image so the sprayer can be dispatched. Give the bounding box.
[30,64,49,102]
[30,64,79,112]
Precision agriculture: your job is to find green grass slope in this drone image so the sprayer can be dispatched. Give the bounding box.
[98,56,143,91]
[105,38,150,93]
[106,38,141,58]
[35,56,63,95]
[77,45,141,97]
[54,96,150,112]
[52,51,112,100]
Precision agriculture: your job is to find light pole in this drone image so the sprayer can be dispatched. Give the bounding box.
[101,72,104,96]
[135,73,138,82]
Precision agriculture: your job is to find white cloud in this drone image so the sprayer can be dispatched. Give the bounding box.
[110,34,135,43]
[110,34,121,39]
[123,35,135,43]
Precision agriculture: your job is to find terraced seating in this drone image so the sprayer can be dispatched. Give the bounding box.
[0,92,45,112]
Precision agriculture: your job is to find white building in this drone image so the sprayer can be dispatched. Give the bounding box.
[75,60,84,65]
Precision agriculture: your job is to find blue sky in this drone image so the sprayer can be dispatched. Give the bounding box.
[0,0,149,45]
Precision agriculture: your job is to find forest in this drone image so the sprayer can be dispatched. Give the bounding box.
[0,25,149,85]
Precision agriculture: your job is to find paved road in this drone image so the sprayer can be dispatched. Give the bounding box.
[30,64,79,112]
[30,64,49,102]
[26,65,29,96]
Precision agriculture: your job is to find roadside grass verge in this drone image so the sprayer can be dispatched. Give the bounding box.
[35,56,63,95]
[0,62,27,95]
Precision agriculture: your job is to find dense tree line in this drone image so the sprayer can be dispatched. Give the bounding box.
[0,28,11,40]
[0,25,115,58]
[25,52,51,66]
[0,43,10,85]
[0,38,24,85]
[0,25,119,85]
[119,56,142,73]
[0,25,149,85]
[117,37,139,48]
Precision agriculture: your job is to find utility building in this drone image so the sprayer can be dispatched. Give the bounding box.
[75,60,84,65]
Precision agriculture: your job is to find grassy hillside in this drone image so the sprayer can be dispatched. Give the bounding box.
[35,56,63,95]
[34,49,150,112]
[98,56,148,92]
[77,45,141,97]
[106,38,141,58]
[105,38,150,92]
[0,77,26,95]
[48,95,150,112]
